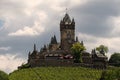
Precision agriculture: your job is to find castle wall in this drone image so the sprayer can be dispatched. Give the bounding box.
[49,44,59,51]
[29,59,74,67]
[29,59,95,68]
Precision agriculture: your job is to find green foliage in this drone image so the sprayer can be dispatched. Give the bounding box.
[9,67,102,80]
[71,42,86,63]
[0,70,8,80]
[9,67,120,80]
[109,53,120,67]
[96,45,108,53]
[100,67,120,80]
[71,42,86,53]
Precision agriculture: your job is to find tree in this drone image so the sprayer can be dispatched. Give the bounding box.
[96,45,108,55]
[109,53,120,67]
[71,42,86,63]
[0,70,8,80]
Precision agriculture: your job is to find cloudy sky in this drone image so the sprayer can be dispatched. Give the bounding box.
[0,0,120,73]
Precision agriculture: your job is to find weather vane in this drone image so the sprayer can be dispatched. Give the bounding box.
[66,8,68,13]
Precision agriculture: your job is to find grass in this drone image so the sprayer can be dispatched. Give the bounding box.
[9,67,120,80]
[9,67,102,80]
[0,70,8,80]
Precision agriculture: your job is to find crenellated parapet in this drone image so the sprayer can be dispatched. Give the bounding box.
[60,13,75,31]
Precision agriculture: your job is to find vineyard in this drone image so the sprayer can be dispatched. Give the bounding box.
[9,67,103,80]
[9,67,120,80]
[0,70,8,80]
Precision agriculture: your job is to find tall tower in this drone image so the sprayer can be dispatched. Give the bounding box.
[60,13,75,50]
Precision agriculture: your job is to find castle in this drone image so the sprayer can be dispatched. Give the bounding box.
[27,12,108,69]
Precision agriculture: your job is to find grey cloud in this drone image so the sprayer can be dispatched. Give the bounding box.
[80,0,119,16]
[1,0,120,73]
[0,0,120,59]
[0,0,62,59]
[71,0,120,37]
[0,28,60,58]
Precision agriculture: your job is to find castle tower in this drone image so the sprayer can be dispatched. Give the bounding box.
[60,13,75,50]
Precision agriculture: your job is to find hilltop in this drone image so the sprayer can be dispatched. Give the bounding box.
[9,67,102,80]
[0,70,8,80]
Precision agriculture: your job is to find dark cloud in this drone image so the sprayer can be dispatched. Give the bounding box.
[0,0,120,60]
[71,0,120,37]
[0,27,60,59]
[1,0,120,73]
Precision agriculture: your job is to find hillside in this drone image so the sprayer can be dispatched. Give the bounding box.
[9,67,103,80]
[0,70,8,80]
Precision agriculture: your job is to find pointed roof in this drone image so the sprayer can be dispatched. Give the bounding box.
[54,35,57,44]
[43,44,47,51]
[63,13,71,23]
[100,48,105,55]
[31,44,38,56]
[81,41,84,46]
[50,35,57,44]
[40,47,43,52]
[34,44,36,51]
[50,37,54,44]
[92,49,96,54]
[72,18,74,22]
[76,36,79,42]
[72,18,75,24]
[28,51,31,55]
[44,44,47,49]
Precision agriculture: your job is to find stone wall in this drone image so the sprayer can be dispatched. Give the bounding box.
[30,59,74,67]
[29,59,94,68]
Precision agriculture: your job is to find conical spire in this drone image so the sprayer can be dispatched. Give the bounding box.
[50,37,54,44]
[42,44,47,51]
[72,18,75,22]
[63,13,71,23]
[100,47,105,55]
[72,18,75,24]
[50,35,57,44]
[60,19,63,24]
[40,47,43,52]
[29,51,31,55]
[93,49,96,53]
[34,44,36,51]
[81,41,84,46]
[54,35,57,44]
[76,36,79,42]
[44,45,47,49]
[91,49,94,53]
